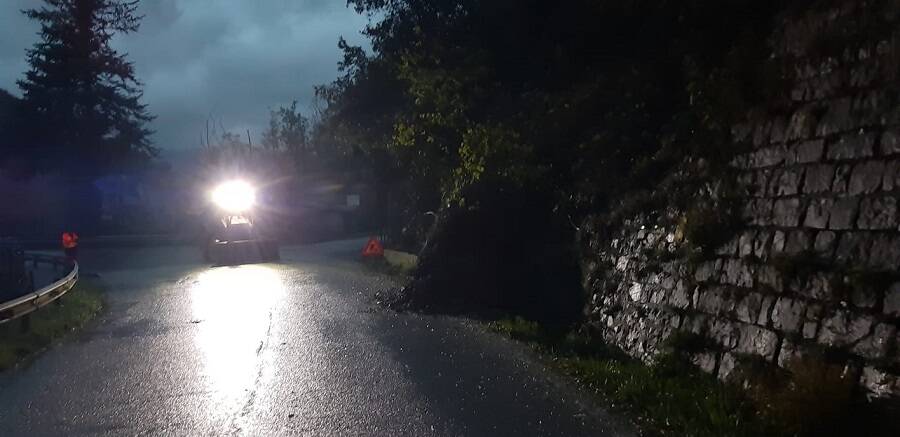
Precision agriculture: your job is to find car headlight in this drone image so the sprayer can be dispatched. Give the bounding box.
[211,180,256,213]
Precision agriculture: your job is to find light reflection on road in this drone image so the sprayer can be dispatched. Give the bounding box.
[191,265,285,406]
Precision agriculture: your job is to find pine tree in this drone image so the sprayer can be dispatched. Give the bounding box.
[18,0,155,177]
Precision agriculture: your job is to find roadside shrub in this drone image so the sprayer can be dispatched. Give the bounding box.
[393,184,584,331]
[734,352,900,437]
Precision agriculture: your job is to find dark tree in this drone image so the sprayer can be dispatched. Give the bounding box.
[18,0,155,177]
[262,101,312,172]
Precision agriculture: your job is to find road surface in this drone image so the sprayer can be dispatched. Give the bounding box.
[0,240,633,436]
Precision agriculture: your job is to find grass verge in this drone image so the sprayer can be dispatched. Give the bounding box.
[491,318,900,436]
[0,277,105,371]
[362,256,415,278]
[490,317,774,437]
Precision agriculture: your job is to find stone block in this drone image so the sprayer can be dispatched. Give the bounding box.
[695,260,722,283]
[857,196,897,230]
[736,292,764,324]
[753,120,773,147]
[804,303,822,324]
[816,98,851,137]
[787,107,816,140]
[758,295,776,326]
[785,230,812,255]
[850,63,876,88]
[753,230,772,259]
[765,169,784,197]
[868,235,900,271]
[661,274,677,291]
[777,338,800,368]
[860,366,897,398]
[832,164,852,193]
[773,198,803,227]
[736,170,753,189]
[795,139,825,163]
[881,129,900,155]
[884,282,900,317]
[736,324,779,360]
[683,314,708,335]
[827,197,860,230]
[718,353,737,381]
[697,286,735,316]
[835,232,872,264]
[792,84,808,101]
[770,116,788,144]
[753,147,788,168]
[818,310,874,347]
[803,198,833,229]
[749,170,771,197]
[854,91,888,126]
[776,168,804,196]
[669,280,693,309]
[772,231,787,254]
[708,318,740,349]
[850,285,878,309]
[803,164,835,193]
[746,199,774,226]
[883,161,900,191]
[732,122,752,144]
[757,265,783,292]
[802,320,819,339]
[799,273,835,300]
[772,297,806,333]
[692,352,719,374]
[718,236,741,257]
[722,259,754,288]
[848,161,886,195]
[739,231,756,258]
[813,231,837,257]
[827,132,876,160]
[852,324,896,360]
[629,282,645,302]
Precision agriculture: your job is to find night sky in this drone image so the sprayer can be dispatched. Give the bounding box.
[0,0,371,152]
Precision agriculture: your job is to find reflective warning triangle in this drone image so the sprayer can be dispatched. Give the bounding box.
[361,237,385,258]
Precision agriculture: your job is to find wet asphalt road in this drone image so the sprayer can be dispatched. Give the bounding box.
[0,240,633,436]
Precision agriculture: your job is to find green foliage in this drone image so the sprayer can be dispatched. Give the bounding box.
[750,355,855,436]
[678,200,746,263]
[490,320,766,436]
[842,270,897,295]
[17,0,155,177]
[262,101,315,172]
[662,330,719,355]
[559,355,764,437]
[0,278,105,371]
[769,252,825,283]
[492,321,900,437]
[737,353,900,437]
[490,317,550,344]
[318,0,786,250]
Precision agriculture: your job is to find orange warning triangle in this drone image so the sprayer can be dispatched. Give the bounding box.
[361,237,385,258]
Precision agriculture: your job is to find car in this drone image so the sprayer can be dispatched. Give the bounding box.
[204,180,279,265]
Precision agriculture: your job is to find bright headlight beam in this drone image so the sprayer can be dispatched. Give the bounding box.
[211,180,256,213]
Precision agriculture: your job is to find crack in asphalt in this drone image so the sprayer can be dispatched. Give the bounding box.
[227,308,276,435]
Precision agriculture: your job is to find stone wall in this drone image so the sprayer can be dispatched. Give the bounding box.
[582,1,900,397]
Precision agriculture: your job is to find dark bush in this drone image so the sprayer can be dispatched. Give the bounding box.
[394,184,584,331]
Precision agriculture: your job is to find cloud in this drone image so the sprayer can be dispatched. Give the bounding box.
[0,0,371,150]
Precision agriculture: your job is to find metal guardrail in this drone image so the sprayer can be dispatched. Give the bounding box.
[0,254,78,325]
